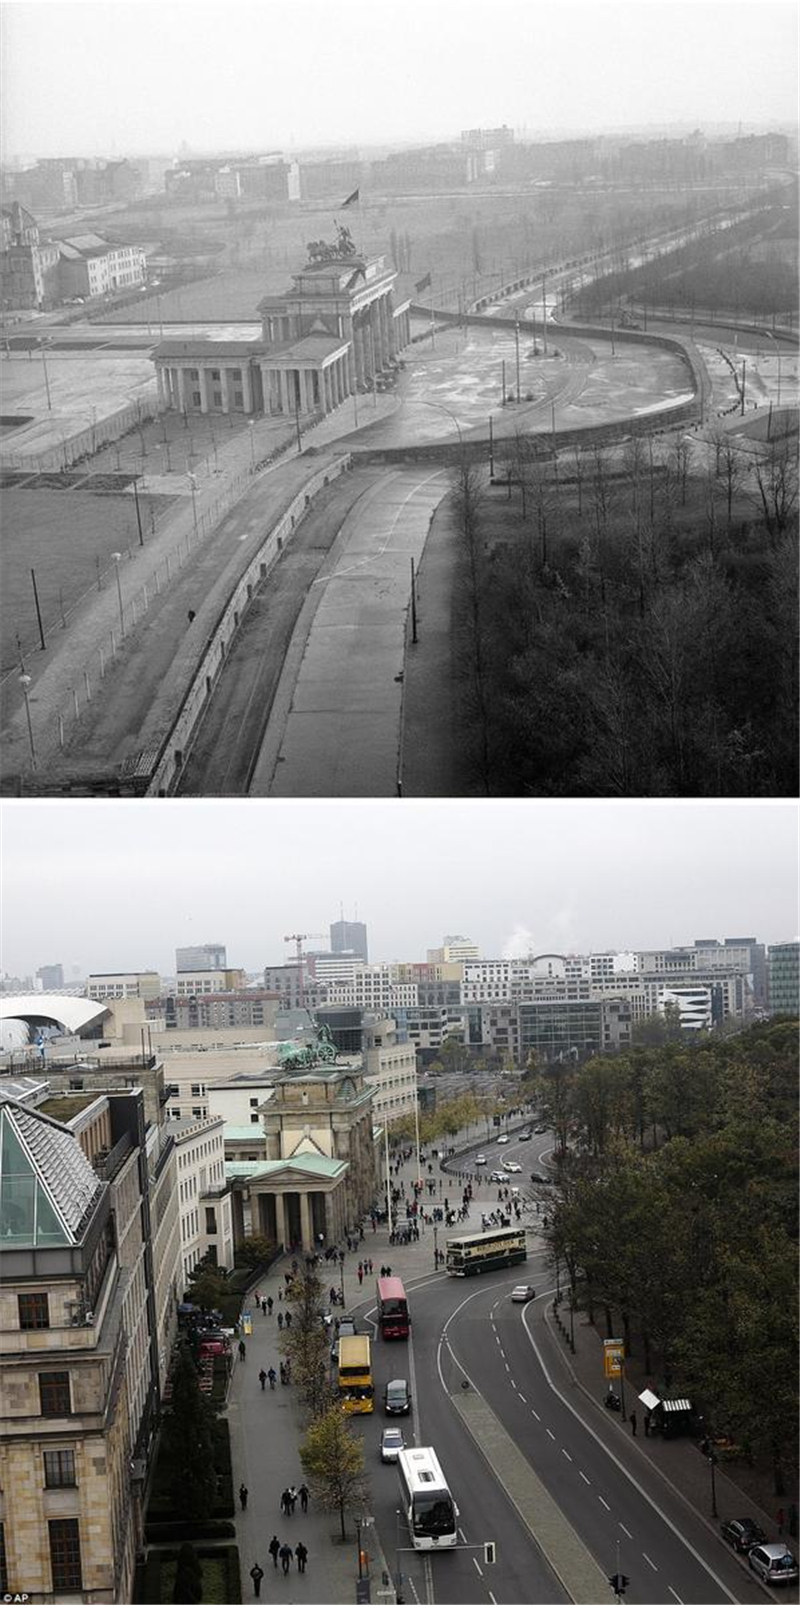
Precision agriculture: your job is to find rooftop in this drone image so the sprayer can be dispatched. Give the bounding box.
[0,1092,104,1246]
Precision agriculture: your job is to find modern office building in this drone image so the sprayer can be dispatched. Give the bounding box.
[330,919,368,962]
[518,998,633,1062]
[36,964,65,991]
[175,944,227,974]
[767,942,800,1015]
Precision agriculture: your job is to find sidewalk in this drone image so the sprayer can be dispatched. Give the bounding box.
[228,1133,494,1603]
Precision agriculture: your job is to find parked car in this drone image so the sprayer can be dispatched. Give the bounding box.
[510,1285,536,1302]
[748,1545,798,1585]
[384,1378,411,1415]
[720,1518,767,1554]
[475,1154,487,1165]
[380,1427,406,1462]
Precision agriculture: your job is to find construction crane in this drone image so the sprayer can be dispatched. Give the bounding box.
[283,933,327,1010]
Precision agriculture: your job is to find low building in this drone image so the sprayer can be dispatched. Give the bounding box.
[86,972,161,1003]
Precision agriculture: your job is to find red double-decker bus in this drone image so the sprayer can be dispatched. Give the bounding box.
[376,1275,410,1339]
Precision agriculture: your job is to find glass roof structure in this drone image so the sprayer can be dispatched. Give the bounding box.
[0,1092,103,1247]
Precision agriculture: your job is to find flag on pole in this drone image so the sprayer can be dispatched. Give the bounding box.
[342,188,360,208]
[415,272,431,294]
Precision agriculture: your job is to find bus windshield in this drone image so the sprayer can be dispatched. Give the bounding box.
[414,1492,456,1535]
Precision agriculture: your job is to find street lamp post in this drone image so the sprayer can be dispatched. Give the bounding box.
[248,419,256,471]
[433,1222,438,1270]
[19,674,36,769]
[111,552,125,638]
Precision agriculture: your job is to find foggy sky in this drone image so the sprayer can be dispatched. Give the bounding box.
[1,800,796,979]
[2,0,796,159]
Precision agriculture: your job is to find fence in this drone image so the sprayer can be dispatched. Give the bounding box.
[146,453,352,796]
[0,393,161,475]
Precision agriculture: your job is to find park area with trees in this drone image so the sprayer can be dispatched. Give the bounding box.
[531,1018,798,1500]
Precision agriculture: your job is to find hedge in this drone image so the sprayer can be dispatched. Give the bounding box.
[136,1543,241,1604]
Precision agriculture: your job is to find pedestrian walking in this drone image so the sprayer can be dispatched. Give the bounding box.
[250,1561,265,1597]
[261,1299,267,1317]
[288,1485,298,1514]
[630,1411,637,1436]
[268,1535,280,1568]
[278,1311,284,1329]
[279,1543,293,1575]
[357,1265,363,1285]
[238,1339,247,1361]
[239,1483,249,1510]
[280,1488,291,1517]
[299,1483,309,1513]
[267,1366,276,1389]
[295,1541,308,1573]
[285,1311,292,1329]
[259,1368,267,1391]
[266,1296,273,1315]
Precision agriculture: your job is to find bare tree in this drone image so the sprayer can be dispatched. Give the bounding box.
[750,435,798,541]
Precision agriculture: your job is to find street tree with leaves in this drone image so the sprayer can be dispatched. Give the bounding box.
[300,1406,367,1540]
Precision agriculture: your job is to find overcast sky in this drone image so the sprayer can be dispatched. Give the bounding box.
[2,0,796,159]
[1,800,796,980]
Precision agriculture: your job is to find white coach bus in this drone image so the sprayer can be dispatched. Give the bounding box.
[397,1445,459,1549]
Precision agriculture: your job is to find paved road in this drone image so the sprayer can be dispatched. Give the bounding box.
[250,465,451,796]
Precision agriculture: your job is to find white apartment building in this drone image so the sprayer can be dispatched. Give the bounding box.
[171,1116,234,1285]
[326,966,419,1012]
[172,968,246,997]
[427,936,480,963]
[310,955,358,985]
[86,972,161,1002]
[206,1074,278,1129]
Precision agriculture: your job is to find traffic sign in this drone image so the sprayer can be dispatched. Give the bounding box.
[603,1339,624,1377]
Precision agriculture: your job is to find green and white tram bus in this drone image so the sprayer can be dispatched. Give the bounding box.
[445,1225,527,1276]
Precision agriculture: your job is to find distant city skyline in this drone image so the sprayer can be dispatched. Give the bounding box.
[2,0,796,160]
[1,800,796,979]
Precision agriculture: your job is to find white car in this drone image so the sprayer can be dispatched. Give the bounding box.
[502,1161,522,1173]
[510,1285,536,1303]
[497,1135,509,1144]
[380,1427,406,1462]
[475,1154,487,1165]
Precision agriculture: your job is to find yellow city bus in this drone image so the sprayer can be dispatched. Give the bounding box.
[337,1334,373,1413]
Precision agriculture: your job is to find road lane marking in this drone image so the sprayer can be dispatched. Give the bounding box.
[519,1306,741,1603]
[643,1553,658,1571]
[562,1449,573,1462]
[518,1395,527,1404]
[473,1557,484,1576]
[531,1408,541,1421]
[546,1428,556,1439]
[579,1472,590,1485]
[619,1523,633,1539]
[598,1496,611,1510]
[489,1594,498,1604]
[668,1589,684,1603]
[458,1528,467,1542]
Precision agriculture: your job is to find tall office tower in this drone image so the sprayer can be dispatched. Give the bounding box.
[330,920,368,962]
[175,943,227,973]
[37,964,64,990]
